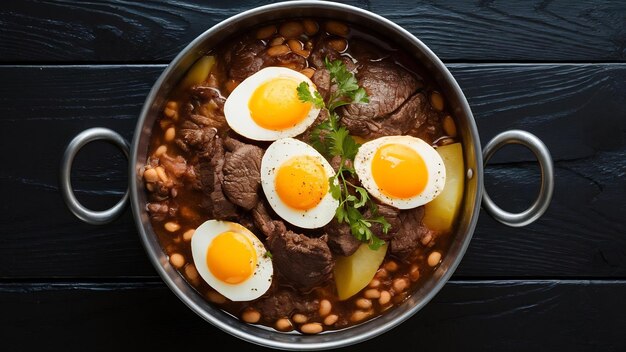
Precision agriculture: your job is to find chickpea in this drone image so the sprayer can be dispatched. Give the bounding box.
[163,107,176,119]
[325,21,349,36]
[242,309,261,323]
[292,313,308,324]
[287,39,310,57]
[267,44,290,57]
[392,278,409,293]
[368,278,381,288]
[256,25,276,39]
[164,221,180,233]
[319,299,332,317]
[384,260,398,272]
[166,101,178,111]
[443,115,457,137]
[275,318,293,331]
[356,298,372,310]
[154,145,167,157]
[428,251,442,267]
[207,291,226,304]
[364,289,381,299]
[169,253,185,268]
[164,127,175,142]
[183,229,195,242]
[279,21,304,38]
[143,168,158,183]
[300,323,323,334]
[379,291,391,305]
[323,314,338,326]
[350,310,372,323]
[303,19,319,36]
[328,38,348,52]
[430,91,444,111]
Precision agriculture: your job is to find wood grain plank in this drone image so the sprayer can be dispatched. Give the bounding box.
[1,280,624,351]
[0,64,624,278]
[0,0,624,62]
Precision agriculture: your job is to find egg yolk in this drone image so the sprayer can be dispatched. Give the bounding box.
[275,156,328,210]
[206,231,257,284]
[371,143,428,199]
[249,77,311,130]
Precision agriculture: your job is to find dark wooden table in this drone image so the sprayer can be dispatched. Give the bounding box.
[2,1,625,350]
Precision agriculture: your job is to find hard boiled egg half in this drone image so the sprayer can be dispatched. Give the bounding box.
[354,136,446,209]
[191,220,272,301]
[224,67,321,141]
[261,138,339,229]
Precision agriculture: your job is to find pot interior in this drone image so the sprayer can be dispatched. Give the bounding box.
[130,1,482,349]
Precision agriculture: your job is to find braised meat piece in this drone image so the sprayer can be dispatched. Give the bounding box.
[194,138,238,220]
[339,61,423,139]
[251,201,287,239]
[268,231,334,292]
[254,288,318,321]
[363,203,402,241]
[390,206,430,259]
[224,38,266,81]
[176,119,218,158]
[222,137,264,210]
[324,219,361,256]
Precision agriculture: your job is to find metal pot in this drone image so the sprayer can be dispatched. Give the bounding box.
[60,1,554,350]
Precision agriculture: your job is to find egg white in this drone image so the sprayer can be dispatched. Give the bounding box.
[190,220,273,302]
[354,136,446,209]
[223,67,321,141]
[261,138,339,229]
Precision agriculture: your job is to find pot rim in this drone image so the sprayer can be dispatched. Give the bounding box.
[129,1,483,350]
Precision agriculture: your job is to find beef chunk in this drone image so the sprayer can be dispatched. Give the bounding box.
[268,231,334,291]
[390,206,429,259]
[194,138,238,220]
[340,61,421,138]
[343,61,418,119]
[342,92,428,139]
[324,219,360,256]
[252,202,286,238]
[364,203,401,241]
[176,120,218,158]
[311,68,331,101]
[222,137,264,210]
[254,288,318,321]
[224,38,266,81]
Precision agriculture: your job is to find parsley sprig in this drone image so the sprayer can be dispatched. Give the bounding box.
[298,58,390,250]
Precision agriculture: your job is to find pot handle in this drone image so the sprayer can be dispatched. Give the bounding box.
[482,130,554,227]
[60,128,130,225]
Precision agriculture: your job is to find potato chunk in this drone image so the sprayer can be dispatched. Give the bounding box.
[180,55,215,88]
[423,143,464,232]
[334,243,387,300]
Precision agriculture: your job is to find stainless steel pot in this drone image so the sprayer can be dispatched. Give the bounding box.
[60,1,554,350]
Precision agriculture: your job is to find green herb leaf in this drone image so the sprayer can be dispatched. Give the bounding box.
[354,187,369,208]
[301,58,392,250]
[297,82,324,108]
[264,250,273,259]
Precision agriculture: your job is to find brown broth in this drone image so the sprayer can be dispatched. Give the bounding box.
[143,17,461,333]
